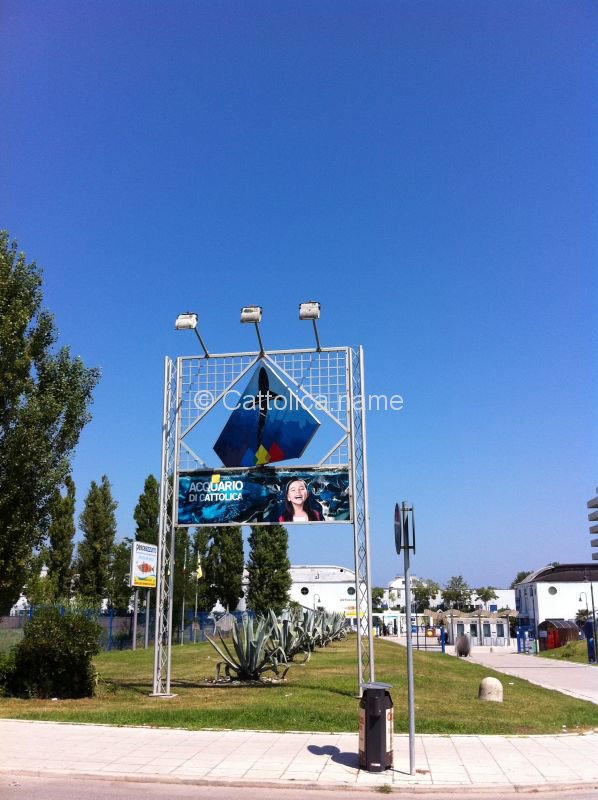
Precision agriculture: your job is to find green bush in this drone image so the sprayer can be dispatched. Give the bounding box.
[2,608,101,698]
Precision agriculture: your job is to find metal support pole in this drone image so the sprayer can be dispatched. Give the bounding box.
[403,509,416,777]
[591,582,597,662]
[132,589,139,650]
[152,356,177,696]
[144,590,151,649]
[349,346,374,695]
[180,546,187,645]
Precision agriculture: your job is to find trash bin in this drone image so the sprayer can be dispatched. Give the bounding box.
[358,682,393,772]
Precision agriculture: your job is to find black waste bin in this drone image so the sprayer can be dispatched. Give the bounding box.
[358,682,393,772]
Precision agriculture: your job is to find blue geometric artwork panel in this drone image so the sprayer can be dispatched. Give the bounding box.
[214,362,319,468]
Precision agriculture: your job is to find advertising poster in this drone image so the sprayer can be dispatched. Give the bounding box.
[178,467,351,525]
[129,541,158,588]
[214,363,320,468]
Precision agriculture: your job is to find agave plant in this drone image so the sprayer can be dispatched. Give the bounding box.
[267,610,310,663]
[206,616,288,681]
[320,611,347,645]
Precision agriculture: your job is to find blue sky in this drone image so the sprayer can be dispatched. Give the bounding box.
[1,1,595,589]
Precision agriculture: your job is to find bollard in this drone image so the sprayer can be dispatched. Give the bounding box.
[455,634,470,657]
[478,677,503,702]
[358,682,394,772]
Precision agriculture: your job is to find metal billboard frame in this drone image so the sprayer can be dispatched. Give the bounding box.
[152,345,374,696]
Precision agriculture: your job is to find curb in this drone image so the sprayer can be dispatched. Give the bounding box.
[2,768,598,795]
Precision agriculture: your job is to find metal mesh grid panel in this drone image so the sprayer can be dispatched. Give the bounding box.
[177,348,351,470]
[178,354,258,471]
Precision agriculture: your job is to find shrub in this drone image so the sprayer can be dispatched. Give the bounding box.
[3,608,101,698]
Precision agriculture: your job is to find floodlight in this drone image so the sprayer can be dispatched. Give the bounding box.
[175,312,198,330]
[299,300,322,351]
[174,311,209,358]
[299,301,320,321]
[240,305,264,353]
[240,306,263,324]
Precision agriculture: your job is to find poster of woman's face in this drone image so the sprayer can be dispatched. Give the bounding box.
[178,467,351,525]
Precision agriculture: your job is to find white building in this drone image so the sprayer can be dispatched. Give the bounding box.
[289,565,360,615]
[383,575,436,609]
[515,563,598,635]
[472,588,515,612]
[383,576,514,613]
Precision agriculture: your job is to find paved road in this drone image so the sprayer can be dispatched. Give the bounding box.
[462,651,598,704]
[3,774,598,800]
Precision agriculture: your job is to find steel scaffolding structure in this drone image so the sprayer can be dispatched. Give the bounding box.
[152,345,374,696]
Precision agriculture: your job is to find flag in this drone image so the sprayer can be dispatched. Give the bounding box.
[196,555,203,580]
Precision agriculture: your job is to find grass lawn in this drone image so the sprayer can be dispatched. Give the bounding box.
[0,629,23,654]
[538,639,596,665]
[1,637,597,734]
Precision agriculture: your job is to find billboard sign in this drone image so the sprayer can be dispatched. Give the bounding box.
[178,467,351,525]
[130,541,158,588]
[214,363,320,467]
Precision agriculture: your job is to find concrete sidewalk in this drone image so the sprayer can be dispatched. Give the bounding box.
[1,719,598,792]
[386,637,598,705]
[461,650,598,705]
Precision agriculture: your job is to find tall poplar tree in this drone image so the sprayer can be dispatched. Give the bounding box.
[192,526,212,613]
[0,232,99,612]
[77,476,117,604]
[133,474,159,545]
[106,537,133,614]
[204,526,244,612]
[172,527,193,627]
[247,524,291,615]
[47,476,76,599]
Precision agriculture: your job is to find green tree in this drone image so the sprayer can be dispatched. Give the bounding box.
[371,587,385,612]
[510,570,532,589]
[23,546,54,606]
[246,524,292,615]
[412,579,440,613]
[204,526,244,611]
[47,476,76,599]
[575,607,590,626]
[474,586,498,609]
[107,538,133,614]
[133,474,159,545]
[192,526,213,613]
[76,476,118,604]
[172,527,195,632]
[0,232,99,613]
[441,575,472,610]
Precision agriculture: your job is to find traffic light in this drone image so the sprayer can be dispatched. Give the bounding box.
[588,488,598,560]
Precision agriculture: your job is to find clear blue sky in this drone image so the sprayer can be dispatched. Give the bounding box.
[1,1,595,589]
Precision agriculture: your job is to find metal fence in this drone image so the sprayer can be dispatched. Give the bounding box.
[0,608,254,653]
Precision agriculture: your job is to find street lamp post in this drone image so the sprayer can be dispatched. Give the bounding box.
[587,581,598,658]
[579,591,589,620]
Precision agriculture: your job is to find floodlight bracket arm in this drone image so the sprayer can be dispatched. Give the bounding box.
[254,322,265,356]
[193,328,210,359]
[312,319,322,351]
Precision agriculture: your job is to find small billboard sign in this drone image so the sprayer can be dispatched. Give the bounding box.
[130,541,158,588]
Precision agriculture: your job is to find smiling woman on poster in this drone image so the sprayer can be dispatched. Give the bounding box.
[279,478,321,522]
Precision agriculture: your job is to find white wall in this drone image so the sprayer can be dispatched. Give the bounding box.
[515,579,598,630]
[289,565,359,614]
